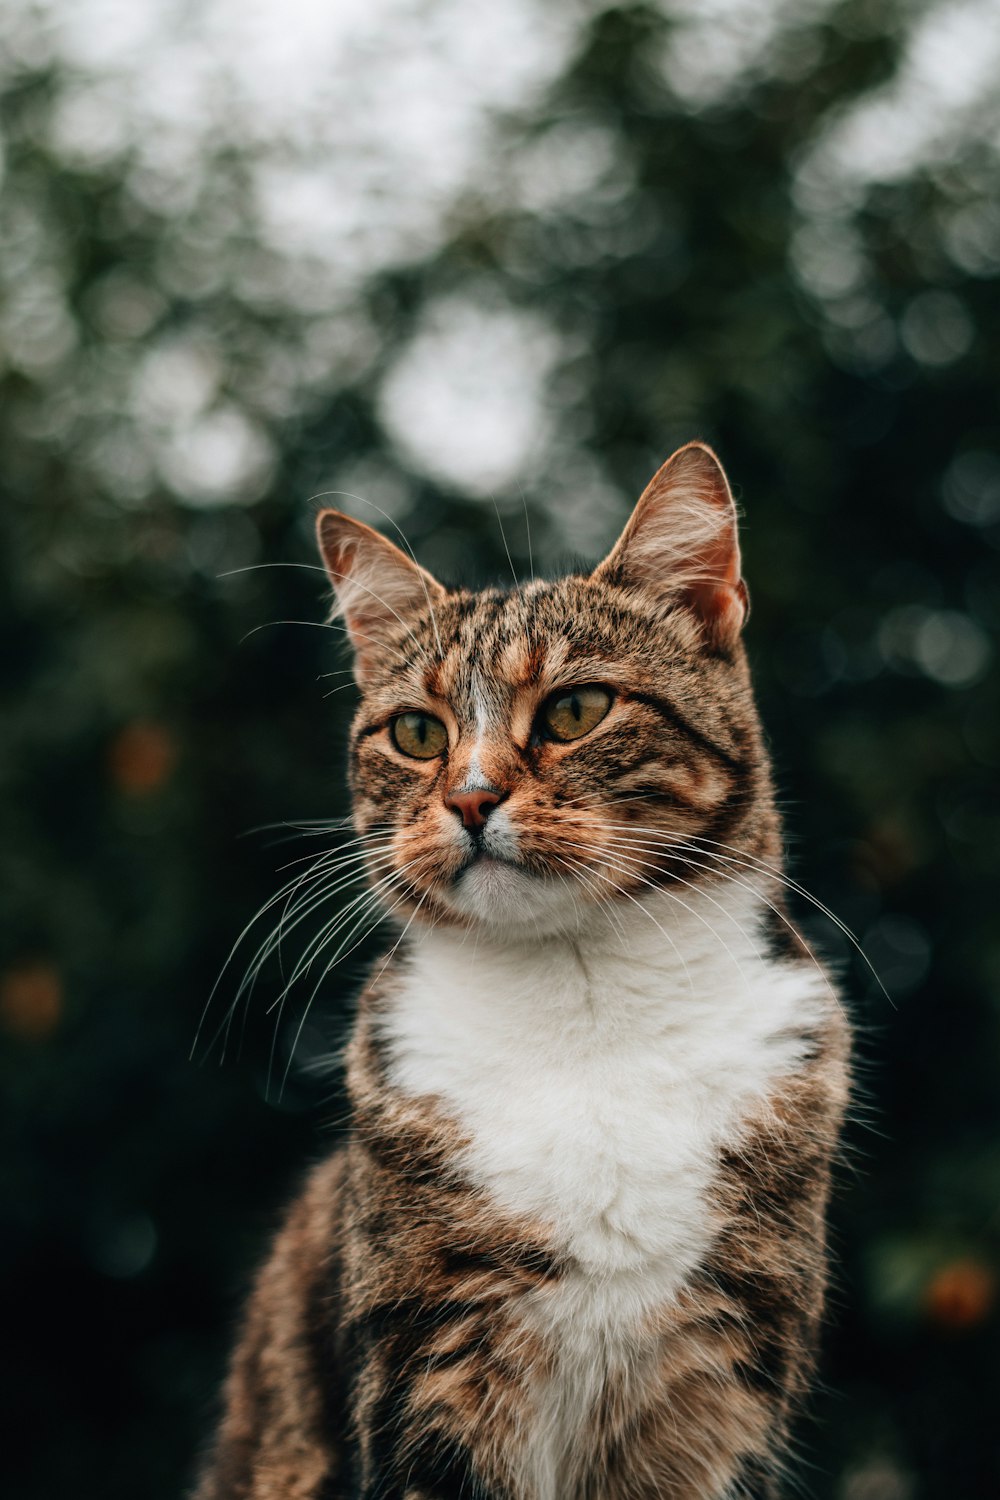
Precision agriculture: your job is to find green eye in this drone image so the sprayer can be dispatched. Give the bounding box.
[391,712,448,760]
[541,686,612,742]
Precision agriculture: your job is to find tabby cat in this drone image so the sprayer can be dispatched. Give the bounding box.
[195,442,850,1500]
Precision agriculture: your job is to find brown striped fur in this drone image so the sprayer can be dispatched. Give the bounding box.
[195,445,850,1500]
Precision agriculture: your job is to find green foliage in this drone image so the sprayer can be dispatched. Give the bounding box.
[2,3,999,1495]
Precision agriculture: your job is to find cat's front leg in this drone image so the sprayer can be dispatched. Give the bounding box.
[600,1054,847,1500]
[192,1157,347,1500]
[347,1335,512,1500]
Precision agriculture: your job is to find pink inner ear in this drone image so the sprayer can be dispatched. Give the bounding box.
[682,522,747,637]
[694,579,748,644]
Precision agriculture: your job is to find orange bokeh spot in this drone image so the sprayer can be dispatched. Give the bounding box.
[0,963,63,1041]
[925,1258,995,1330]
[108,720,177,796]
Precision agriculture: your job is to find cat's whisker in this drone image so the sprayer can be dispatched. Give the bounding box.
[513,482,541,646]
[264,864,420,1088]
[517,482,534,588]
[555,790,665,817]
[271,829,423,875]
[323,567,437,675]
[209,868,387,1067]
[253,825,351,850]
[260,832,416,897]
[579,830,845,1012]
[277,860,435,1099]
[194,849,355,1059]
[217,561,329,579]
[490,494,521,594]
[547,852,630,950]
[368,888,432,990]
[273,888,404,1099]
[248,853,403,1000]
[593,839,796,1001]
[203,829,432,1068]
[246,814,358,839]
[264,828,425,869]
[307,488,445,660]
[267,858,391,986]
[265,848,383,889]
[684,833,887,981]
[604,824,842,925]
[598,822,890,1006]
[238,616,416,673]
[283,846,432,972]
[548,849,695,993]
[268,856,426,1006]
[315,619,418,669]
[559,839,757,993]
[266,844,398,920]
[204,846,402,1063]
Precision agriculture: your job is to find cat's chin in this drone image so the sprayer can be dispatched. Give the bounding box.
[444,858,585,938]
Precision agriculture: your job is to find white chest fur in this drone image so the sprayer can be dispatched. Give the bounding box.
[380,882,828,1496]
[385,882,823,1285]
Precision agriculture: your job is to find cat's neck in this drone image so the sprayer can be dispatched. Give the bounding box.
[385,875,801,1053]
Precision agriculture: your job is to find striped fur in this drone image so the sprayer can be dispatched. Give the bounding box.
[195,445,850,1500]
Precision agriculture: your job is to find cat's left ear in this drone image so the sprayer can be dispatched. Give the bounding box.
[593,442,748,649]
[316,510,446,686]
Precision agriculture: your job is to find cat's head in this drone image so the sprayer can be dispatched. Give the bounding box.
[317,443,777,939]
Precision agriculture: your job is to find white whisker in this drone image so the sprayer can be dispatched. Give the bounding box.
[576,828,844,1011]
[596,821,889,1006]
[559,839,756,992]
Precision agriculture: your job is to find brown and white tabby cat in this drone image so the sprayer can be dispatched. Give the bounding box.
[195,442,850,1500]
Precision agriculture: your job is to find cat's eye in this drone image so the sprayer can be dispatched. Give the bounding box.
[391,712,448,760]
[540,686,613,743]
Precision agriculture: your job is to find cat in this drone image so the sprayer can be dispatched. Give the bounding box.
[194,441,850,1500]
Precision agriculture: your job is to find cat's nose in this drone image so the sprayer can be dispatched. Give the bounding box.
[444,786,504,829]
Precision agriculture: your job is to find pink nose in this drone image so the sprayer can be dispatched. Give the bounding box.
[444,787,503,829]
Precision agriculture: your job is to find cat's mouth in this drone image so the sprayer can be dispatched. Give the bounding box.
[453,846,520,880]
[442,841,585,934]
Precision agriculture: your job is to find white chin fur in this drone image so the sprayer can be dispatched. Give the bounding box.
[446,860,585,936]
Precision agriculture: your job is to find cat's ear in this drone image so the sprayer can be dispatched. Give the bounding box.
[593,442,748,648]
[315,510,445,686]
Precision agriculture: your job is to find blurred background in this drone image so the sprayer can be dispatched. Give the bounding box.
[2,0,999,1495]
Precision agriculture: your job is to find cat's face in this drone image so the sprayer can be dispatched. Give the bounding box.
[318,444,776,938]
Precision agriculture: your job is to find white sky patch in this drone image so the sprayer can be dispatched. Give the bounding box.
[11,0,1000,256]
[27,0,583,292]
[795,0,1000,217]
[508,119,633,215]
[788,0,1000,318]
[4,0,1000,508]
[378,295,562,498]
[655,0,834,105]
[133,335,223,426]
[158,405,276,507]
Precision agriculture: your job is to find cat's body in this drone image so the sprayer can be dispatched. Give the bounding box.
[195,445,850,1500]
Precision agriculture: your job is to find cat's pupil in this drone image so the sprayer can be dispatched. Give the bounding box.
[569,694,581,721]
[417,717,427,743]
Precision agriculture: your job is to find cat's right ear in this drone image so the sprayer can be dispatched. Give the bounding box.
[593,442,748,650]
[315,511,446,686]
